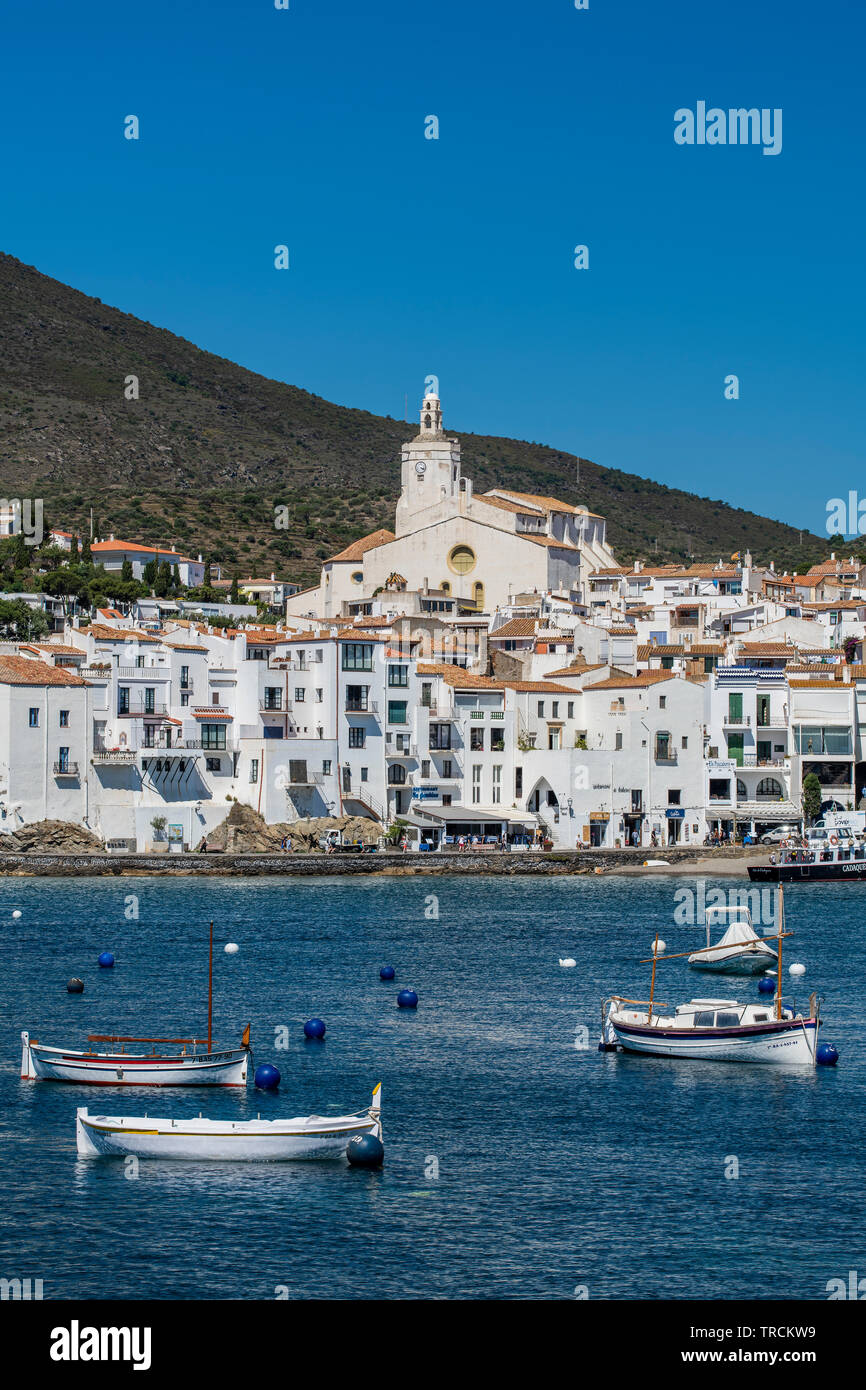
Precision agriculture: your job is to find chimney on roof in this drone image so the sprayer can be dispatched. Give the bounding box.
[270,572,276,582]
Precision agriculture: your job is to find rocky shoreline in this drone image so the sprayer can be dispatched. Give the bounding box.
[0,846,763,877]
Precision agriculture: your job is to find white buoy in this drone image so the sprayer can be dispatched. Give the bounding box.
[559,957,577,968]
[654,940,667,954]
[789,962,806,977]
[12,910,22,919]
[224,942,239,955]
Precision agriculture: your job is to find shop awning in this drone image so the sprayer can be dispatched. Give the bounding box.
[409,804,537,825]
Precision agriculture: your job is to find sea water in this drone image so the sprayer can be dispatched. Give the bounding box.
[0,873,862,1300]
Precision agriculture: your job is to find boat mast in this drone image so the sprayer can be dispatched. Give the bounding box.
[775,887,784,1021]
[648,933,659,1024]
[208,920,214,1050]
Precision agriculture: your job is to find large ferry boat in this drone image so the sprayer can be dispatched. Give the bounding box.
[749,838,866,882]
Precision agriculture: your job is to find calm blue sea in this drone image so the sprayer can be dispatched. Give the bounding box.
[0,873,862,1301]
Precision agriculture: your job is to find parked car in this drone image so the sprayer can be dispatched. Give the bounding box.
[759,824,800,845]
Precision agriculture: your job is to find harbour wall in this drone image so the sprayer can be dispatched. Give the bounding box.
[0,846,763,877]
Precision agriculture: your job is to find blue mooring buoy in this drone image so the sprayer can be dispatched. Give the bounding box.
[816,1043,839,1066]
[97,951,115,969]
[303,1017,326,1040]
[758,977,775,994]
[67,978,85,994]
[379,965,395,981]
[397,989,418,1009]
[254,1063,281,1089]
[346,1133,384,1168]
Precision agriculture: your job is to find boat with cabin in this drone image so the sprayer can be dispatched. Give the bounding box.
[600,887,821,1065]
[749,835,866,882]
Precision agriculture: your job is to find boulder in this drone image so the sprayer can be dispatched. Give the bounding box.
[2,820,105,854]
[200,802,382,852]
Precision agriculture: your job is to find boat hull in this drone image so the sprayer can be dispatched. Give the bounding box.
[609,1015,818,1064]
[76,1106,380,1162]
[22,1033,248,1086]
[749,861,866,882]
[688,950,776,975]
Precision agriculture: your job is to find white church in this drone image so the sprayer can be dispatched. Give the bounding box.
[286,391,616,619]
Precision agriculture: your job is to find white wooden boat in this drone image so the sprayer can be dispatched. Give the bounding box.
[76,1083,382,1161]
[601,997,819,1064]
[600,886,822,1066]
[687,906,777,975]
[21,921,249,1087]
[21,1031,249,1086]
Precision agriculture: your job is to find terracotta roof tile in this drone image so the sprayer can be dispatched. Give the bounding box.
[416,663,504,689]
[489,619,540,639]
[505,681,578,694]
[0,656,88,687]
[582,671,679,691]
[327,529,395,563]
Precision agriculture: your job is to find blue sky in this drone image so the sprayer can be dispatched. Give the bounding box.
[1,0,863,538]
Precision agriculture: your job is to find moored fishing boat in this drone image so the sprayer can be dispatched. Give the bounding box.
[75,1083,382,1161]
[687,906,777,975]
[600,886,822,1066]
[21,1030,249,1086]
[600,996,819,1064]
[21,922,249,1086]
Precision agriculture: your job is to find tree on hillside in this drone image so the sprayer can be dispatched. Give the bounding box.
[121,558,134,583]
[37,569,83,617]
[80,534,92,565]
[802,772,822,825]
[154,560,173,597]
[230,574,239,604]
[0,598,49,640]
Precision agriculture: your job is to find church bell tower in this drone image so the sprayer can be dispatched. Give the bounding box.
[395,389,463,537]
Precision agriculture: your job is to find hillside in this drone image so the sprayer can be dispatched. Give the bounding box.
[0,251,837,586]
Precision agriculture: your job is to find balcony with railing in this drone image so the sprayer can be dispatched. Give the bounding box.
[117,701,168,716]
[92,749,137,764]
[421,702,458,720]
[53,761,79,777]
[346,699,379,715]
[118,664,171,676]
[386,743,418,758]
[722,713,751,727]
[654,745,678,764]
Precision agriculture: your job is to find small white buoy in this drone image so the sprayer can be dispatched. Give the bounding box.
[559,957,577,968]
[789,962,806,977]
[654,940,667,954]
[12,909,22,919]
[224,942,239,955]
